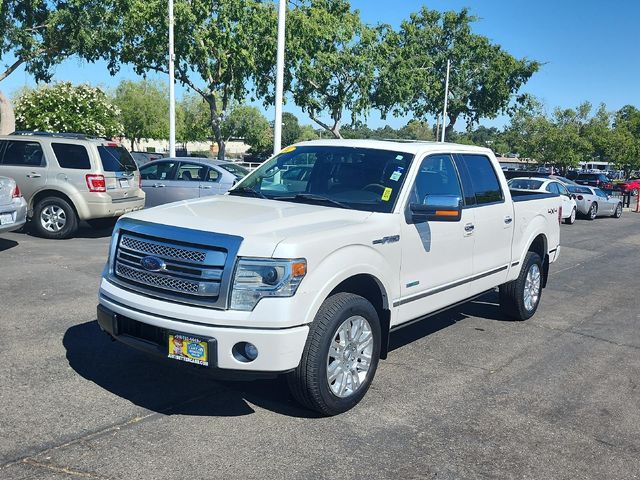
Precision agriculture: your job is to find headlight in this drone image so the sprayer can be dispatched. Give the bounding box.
[230,258,306,311]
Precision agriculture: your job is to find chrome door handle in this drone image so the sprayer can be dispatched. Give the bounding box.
[26,173,41,178]
[152,183,166,188]
[464,223,475,232]
[199,185,213,190]
[504,216,513,224]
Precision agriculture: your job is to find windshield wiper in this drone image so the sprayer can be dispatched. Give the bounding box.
[228,186,267,199]
[275,193,350,209]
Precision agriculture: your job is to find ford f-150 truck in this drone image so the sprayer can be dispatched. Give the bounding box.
[97,140,561,415]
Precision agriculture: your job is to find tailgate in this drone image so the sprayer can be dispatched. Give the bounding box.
[97,144,141,201]
[0,177,15,207]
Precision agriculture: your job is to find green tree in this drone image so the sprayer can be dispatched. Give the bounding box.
[282,112,302,147]
[376,7,539,138]
[14,82,122,137]
[285,0,383,138]
[103,0,276,158]
[114,79,168,150]
[295,124,320,142]
[398,120,434,141]
[176,93,211,144]
[222,105,272,154]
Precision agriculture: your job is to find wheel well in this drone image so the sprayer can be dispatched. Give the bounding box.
[29,190,79,219]
[528,234,549,288]
[329,274,391,360]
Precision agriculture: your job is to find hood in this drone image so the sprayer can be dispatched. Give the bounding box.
[124,195,372,257]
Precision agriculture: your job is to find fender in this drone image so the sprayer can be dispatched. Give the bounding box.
[28,185,87,219]
[508,212,549,283]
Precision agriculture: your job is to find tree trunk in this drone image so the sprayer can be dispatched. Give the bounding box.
[444,113,458,141]
[331,121,342,139]
[206,96,225,160]
[131,138,136,151]
[0,90,16,135]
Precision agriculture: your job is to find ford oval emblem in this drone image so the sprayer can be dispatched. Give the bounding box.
[140,256,166,272]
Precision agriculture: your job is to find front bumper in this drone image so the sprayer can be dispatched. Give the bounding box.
[97,297,309,373]
[0,197,27,233]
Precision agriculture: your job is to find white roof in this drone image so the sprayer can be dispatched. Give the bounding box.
[295,139,494,156]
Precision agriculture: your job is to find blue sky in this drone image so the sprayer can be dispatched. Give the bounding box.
[2,0,639,130]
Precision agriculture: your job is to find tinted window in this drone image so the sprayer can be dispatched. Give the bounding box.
[545,182,559,194]
[139,161,177,180]
[567,185,591,194]
[205,167,220,182]
[219,163,249,178]
[176,163,206,181]
[410,154,462,204]
[594,188,607,198]
[0,141,44,166]
[460,154,503,204]
[508,179,544,190]
[557,183,569,196]
[52,143,91,170]
[98,146,137,172]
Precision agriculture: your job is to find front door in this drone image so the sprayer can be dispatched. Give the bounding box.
[397,153,474,325]
[0,139,48,201]
[139,160,178,208]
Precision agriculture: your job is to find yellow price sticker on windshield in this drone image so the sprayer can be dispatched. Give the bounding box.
[381,187,393,201]
[280,146,296,153]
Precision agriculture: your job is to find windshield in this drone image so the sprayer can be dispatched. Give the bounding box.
[220,162,250,178]
[567,185,591,194]
[231,145,415,213]
[98,146,137,172]
[508,178,544,190]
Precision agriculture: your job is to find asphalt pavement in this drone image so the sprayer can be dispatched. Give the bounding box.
[0,214,639,479]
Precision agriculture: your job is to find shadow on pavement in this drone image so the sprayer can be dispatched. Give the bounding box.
[0,237,18,252]
[63,321,320,419]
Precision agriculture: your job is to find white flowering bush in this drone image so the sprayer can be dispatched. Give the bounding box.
[14,82,123,137]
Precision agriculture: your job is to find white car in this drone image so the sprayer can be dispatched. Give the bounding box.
[97,140,561,415]
[0,176,27,233]
[508,177,578,224]
[566,185,623,220]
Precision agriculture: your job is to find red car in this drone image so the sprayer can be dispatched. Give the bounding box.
[618,179,640,194]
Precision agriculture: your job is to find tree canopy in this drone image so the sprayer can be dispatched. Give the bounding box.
[221,105,272,154]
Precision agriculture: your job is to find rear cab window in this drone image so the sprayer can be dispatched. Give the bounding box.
[508,179,544,190]
[52,143,91,170]
[456,154,504,205]
[98,145,137,173]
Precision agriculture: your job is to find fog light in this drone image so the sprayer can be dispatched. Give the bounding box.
[232,342,258,363]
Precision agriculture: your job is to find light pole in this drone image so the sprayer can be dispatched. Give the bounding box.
[168,0,176,157]
[441,59,450,143]
[273,0,286,154]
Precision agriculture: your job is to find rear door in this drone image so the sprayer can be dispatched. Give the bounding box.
[198,166,225,197]
[0,139,48,201]
[96,144,140,201]
[139,160,178,207]
[163,161,207,203]
[455,153,513,295]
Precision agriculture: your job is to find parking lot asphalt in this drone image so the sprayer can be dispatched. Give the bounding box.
[1,214,639,480]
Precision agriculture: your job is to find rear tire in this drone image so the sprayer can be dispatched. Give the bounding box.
[499,251,543,321]
[588,202,598,220]
[287,292,381,416]
[33,196,78,239]
[564,207,576,224]
[612,203,622,218]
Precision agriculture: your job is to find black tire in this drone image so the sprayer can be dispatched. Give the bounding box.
[287,292,381,416]
[564,207,576,225]
[612,203,622,218]
[32,196,78,239]
[588,202,598,220]
[87,217,118,231]
[499,251,543,321]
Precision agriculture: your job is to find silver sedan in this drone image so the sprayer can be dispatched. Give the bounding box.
[0,176,28,233]
[567,185,623,219]
[139,157,249,208]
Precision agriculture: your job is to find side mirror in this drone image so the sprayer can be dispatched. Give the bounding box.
[407,195,462,224]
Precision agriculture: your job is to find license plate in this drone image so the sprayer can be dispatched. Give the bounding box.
[168,334,208,366]
[0,213,14,225]
[119,179,130,188]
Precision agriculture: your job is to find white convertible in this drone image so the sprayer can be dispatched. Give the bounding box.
[566,184,623,220]
[508,177,578,224]
[97,140,562,415]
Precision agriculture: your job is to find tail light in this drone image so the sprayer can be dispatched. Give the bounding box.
[86,174,107,192]
[558,206,563,224]
[577,195,583,200]
[11,184,21,198]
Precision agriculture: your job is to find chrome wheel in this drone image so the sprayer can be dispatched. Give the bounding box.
[523,263,541,312]
[40,205,67,232]
[590,204,598,219]
[615,204,622,218]
[326,315,373,398]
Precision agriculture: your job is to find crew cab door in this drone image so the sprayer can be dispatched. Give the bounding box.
[397,153,474,325]
[454,153,513,295]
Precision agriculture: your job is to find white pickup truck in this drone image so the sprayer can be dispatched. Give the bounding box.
[97,140,561,415]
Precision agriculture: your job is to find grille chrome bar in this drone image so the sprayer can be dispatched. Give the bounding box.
[115,263,220,297]
[119,234,226,267]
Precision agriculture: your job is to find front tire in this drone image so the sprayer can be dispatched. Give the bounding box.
[588,202,598,220]
[287,292,381,416]
[612,203,622,218]
[565,207,576,224]
[33,196,78,239]
[499,251,543,321]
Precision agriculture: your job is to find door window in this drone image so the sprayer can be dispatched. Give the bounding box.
[176,163,207,181]
[52,143,91,170]
[410,154,462,204]
[594,188,607,198]
[204,167,221,182]
[0,141,45,166]
[458,154,503,205]
[545,182,560,194]
[139,161,177,180]
[557,183,570,196]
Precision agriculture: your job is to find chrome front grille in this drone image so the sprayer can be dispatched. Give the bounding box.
[111,227,241,309]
